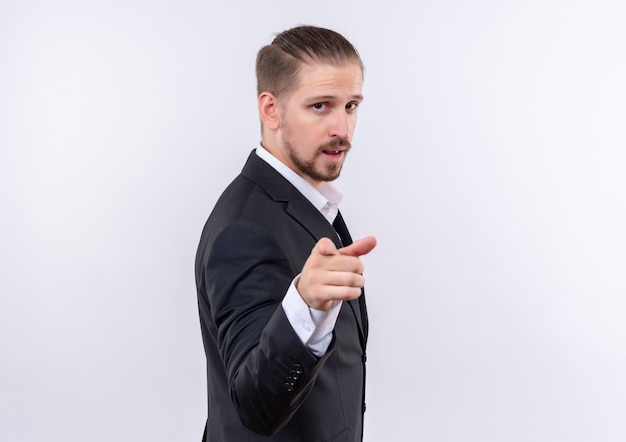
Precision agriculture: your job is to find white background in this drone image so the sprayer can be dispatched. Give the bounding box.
[2,1,625,441]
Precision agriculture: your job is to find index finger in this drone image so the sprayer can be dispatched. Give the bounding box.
[338,236,377,258]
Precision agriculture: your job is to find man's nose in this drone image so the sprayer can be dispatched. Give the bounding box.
[330,110,351,139]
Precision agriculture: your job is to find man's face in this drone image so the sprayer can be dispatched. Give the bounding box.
[275,62,363,190]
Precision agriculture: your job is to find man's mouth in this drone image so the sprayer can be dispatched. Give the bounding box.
[319,139,351,161]
[323,149,344,155]
[320,138,351,154]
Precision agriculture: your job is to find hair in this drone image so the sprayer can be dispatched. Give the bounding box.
[255,25,363,100]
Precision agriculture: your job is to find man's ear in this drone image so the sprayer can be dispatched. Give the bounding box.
[258,92,281,130]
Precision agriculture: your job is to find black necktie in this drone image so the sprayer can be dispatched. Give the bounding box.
[332,211,352,247]
[332,210,368,348]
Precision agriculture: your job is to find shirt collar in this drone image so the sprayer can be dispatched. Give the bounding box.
[255,144,342,224]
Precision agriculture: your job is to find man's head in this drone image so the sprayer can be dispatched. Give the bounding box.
[256,26,364,190]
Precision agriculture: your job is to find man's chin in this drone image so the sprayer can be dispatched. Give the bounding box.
[320,166,343,182]
[294,157,344,183]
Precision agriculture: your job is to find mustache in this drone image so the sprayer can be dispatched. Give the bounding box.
[318,138,352,152]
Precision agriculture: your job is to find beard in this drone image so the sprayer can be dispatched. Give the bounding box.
[283,135,352,183]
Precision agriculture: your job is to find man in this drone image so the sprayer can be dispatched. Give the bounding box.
[195,25,376,442]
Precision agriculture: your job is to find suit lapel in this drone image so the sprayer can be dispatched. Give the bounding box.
[242,151,341,247]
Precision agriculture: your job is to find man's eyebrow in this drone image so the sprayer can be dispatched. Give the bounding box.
[306,94,364,102]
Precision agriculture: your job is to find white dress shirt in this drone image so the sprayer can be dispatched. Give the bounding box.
[256,145,344,357]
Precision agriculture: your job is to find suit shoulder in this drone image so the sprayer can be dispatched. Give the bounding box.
[196,173,285,258]
[209,173,282,225]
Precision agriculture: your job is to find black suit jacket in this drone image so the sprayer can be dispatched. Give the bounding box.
[195,151,368,441]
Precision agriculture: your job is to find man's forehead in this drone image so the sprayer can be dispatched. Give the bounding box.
[294,62,363,94]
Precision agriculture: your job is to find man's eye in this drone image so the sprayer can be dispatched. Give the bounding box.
[313,103,328,110]
[346,102,359,111]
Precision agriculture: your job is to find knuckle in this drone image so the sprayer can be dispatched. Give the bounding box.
[349,273,361,287]
[341,286,359,300]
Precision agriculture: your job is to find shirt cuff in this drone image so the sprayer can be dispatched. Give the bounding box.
[281,275,342,357]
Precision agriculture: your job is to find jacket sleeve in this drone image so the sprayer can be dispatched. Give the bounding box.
[203,219,336,435]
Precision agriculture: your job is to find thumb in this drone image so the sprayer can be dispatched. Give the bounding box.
[338,236,377,257]
[316,237,339,256]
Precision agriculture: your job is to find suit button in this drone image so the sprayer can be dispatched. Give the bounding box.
[362,402,367,413]
[284,382,294,392]
[292,364,303,375]
[362,352,367,363]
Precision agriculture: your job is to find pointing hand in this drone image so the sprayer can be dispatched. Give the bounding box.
[297,236,377,310]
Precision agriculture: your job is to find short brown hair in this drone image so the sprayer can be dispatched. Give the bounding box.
[256,25,363,99]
